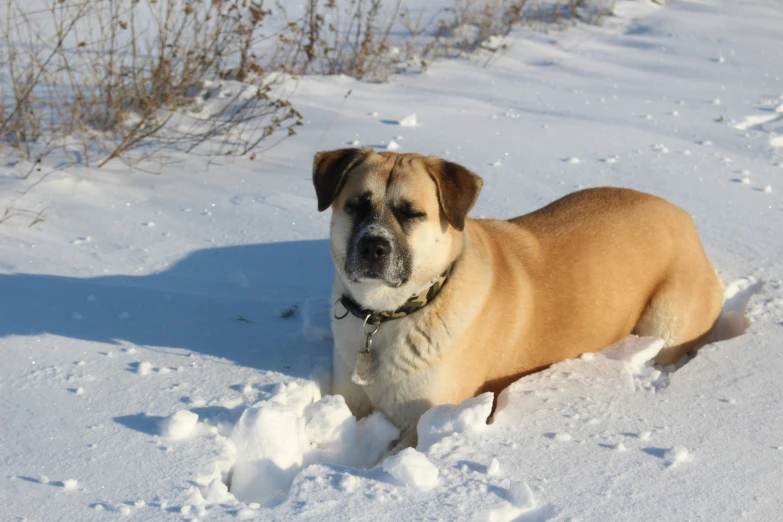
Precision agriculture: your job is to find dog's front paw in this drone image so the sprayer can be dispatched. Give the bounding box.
[382,427,418,459]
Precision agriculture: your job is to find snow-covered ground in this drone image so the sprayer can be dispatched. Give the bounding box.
[2,0,783,520]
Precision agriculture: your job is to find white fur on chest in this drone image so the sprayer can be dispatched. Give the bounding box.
[331,279,446,429]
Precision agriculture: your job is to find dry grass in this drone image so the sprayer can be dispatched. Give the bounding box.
[294,0,404,80]
[410,0,617,68]
[0,0,304,168]
[0,0,620,226]
[0,0,619,172]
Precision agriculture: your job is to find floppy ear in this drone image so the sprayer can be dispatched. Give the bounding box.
[312,148,369,212]
[425,158,483,231]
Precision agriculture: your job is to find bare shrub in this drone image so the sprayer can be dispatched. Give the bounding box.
[0,0,621,170]
[397,0,616,71]
[0,0,303,168]
[0,205,46,227]
[284,0,404,81]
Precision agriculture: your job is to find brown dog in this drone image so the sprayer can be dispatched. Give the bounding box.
[314,148,723,452]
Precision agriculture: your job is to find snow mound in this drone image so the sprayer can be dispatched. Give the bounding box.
[204,478,233,504]
[417,392,494,451]
[487,457,501,476]
[229,383,316,505]
[159,410,199,440]
[228,383,399,505]
[495,336,666,418]
[488,479,538,522]
[304,395,355,450]
[336,474,357,492]
[381,448,439,490]
[664,446,690,467]
[508,479,536,509]
[710,277,764,343]
[62,479,79,491]
[397,114,417,127]
[603,336,665,371]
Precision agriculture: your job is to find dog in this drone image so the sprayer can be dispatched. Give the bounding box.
[313,148,724,452]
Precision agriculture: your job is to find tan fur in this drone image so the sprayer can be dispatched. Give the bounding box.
[316,149,724,452]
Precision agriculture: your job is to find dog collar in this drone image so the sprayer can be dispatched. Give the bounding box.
[333,265,452,326]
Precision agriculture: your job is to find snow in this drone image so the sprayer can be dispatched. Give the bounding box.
[417,393,494,451]
[136,361,153,376]
[508,479,536,509]
[2,0,783,520]
[159,410,199,440]
[62,479,79,491]
[487,457,501,476]
[229,385,314,505]
[396,114,418,127]
[385,139,401,151]
[304,395,355,448]
[228,383,399,505]
[338,474,359,493]
[381,449,439,490]
[662,446,690,467]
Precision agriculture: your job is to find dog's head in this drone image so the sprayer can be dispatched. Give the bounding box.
[313,148,483,311]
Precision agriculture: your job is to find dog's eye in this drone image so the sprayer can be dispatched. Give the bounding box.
[345,194,371,216]
[393,204,426,222]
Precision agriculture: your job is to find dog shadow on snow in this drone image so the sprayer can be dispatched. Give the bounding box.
[0,239,335,378]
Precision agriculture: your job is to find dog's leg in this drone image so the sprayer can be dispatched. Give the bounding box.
[377,395,434,457]
[384,426,418,457]
[636,263,724,365]
[332,356,373,418]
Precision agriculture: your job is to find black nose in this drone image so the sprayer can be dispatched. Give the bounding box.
[358,236,391,262]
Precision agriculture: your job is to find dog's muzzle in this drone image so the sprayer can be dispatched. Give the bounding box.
[357,235,391,277]
[345,222,410,287]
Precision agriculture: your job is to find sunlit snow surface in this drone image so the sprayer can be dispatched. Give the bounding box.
[2,0,783,520]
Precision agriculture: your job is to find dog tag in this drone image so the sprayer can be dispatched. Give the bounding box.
[351,349,375,386]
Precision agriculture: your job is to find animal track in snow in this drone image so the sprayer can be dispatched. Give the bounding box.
[733,94,783,157]
[709,277,765,343]
[647,277,764,381]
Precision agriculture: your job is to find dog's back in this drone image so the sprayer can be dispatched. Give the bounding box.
[466,187,723,392]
